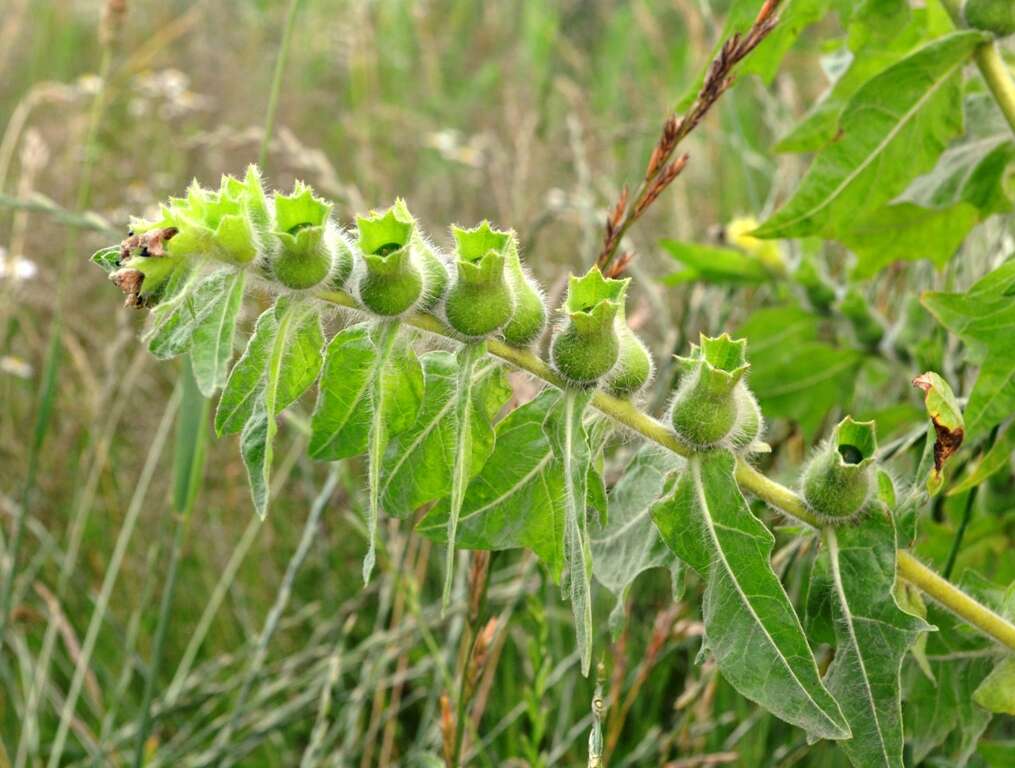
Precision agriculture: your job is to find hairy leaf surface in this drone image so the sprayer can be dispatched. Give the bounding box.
[309,324,423,461]
[923,261,1015,438]
[592,445,682,632]
[189,270,246,397]
[651,450,849,739]
[381,350,508,517]
[148,268,234,362]
[418,390,566,577]
[216,305,278,436]
[814,510,927,768]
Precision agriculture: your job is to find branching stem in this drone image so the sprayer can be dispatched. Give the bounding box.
[316,288,1015,652]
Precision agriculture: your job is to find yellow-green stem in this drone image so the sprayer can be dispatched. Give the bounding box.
[314,289,1015,652]
[941,0,1015,136]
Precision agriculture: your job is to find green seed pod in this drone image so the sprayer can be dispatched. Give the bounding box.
[443,221,515,338]
[354,205,424,316]
[669,334,750,448]
[802,417,878,523]
[550,267,626,385]
[604,305,653,397]
[964,0,1015,37]
[269,182,340,290]
[501,236,546,346]
[392,198,447,309]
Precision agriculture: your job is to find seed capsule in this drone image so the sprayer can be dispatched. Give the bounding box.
[269,182,338,290]
[550,267,626,385]
[354,206,425,316]
[669,334,750,448]
[501,235,546,347]
[802,417,878,523]
[443,221,515,339]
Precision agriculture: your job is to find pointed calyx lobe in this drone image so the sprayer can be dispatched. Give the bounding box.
[354,206,425,316]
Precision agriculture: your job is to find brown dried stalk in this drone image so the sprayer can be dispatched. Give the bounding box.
[597,0,782,275]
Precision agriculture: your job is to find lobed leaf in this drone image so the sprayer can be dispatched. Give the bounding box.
[309,324,424,462]
[417,390,566,577]
[381,350,508,517]
[813,510,928,768]
[591,444,682,633]
[651,449,850,740]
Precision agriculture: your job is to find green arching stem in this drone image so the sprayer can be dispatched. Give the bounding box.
[314,288,1015,652]
[941,0,1015,137]
[364,319,399,584]
[443,342,485,613]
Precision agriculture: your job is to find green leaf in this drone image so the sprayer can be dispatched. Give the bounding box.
[902,133,1015,216]
[365,320,400,584]
[147,269,231,361]
[922,260,1015,438]
[216,304,278,436]
[90,246,121,273]
[417,390,566,578]
[240,399,270,516]
[545,387,597,677]
[737,305,865,439]
[651,450,849,740]
[904,574,1010,765]
[591,445,682,633]
[842,202,980,280]
[443,342,490,610]
[756,31,986,239]
[659,240,770,286]
[973,657,1015,715]
[189,270,246,397]
[308,324,423,461]
[814,511,928,768]
[381,351,508,517]
[251,299,323,519]
[948,421,1015,496]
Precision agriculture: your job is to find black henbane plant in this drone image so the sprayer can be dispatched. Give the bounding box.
[85,1,1015,765]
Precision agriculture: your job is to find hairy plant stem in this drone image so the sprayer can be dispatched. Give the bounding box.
[365,320,399,584]
[941,0,1015,136]
[444,342,484,613]
[315,288,1015,652]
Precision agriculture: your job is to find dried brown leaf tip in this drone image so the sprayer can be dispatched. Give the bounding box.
[109,268,145,308]
[913,372,965,489]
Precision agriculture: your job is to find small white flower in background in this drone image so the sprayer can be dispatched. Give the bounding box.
[0,356,33,380]
[0,246,39,282]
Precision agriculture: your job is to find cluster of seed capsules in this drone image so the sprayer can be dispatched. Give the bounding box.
[110,166,880,525]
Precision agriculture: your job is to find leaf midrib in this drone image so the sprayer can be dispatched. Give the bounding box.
[691,457,842,735]
[767,56,966,234]
[825,528,892,767]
